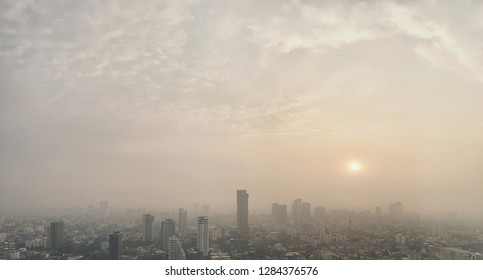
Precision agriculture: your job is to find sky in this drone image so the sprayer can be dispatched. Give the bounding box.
[1,0,483,215]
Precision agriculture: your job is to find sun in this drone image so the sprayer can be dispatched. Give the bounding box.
[348,161,361,172]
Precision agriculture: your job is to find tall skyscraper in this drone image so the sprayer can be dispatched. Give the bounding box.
[272,203,279,226]
[160,219,176,251]
[178,208,188,236]
[237,190,249,234]
[49,221,64,251]
[109,231,122,260]
[388,202,403,218]
[302,202,311,221]
[291,199,303,224]
[272,203,288,227]
[142,214,155,243]
[168,236,186,260]
[197,216,209,257]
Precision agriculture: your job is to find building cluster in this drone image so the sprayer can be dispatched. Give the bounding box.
[1,194,482,260]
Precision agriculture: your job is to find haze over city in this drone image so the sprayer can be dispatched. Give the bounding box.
[1,0,483,216]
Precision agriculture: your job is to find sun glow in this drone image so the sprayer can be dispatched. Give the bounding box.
[348,161,361,172]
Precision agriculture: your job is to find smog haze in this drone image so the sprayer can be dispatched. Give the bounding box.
[1,0,483,216]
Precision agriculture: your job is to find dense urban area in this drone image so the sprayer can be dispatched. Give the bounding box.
[1,190,482,260]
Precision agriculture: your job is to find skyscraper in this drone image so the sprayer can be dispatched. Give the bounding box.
[278,204,288,225]
[160,219,176,251]
[168,236,186,260]
[291,199,303,224]
[109,231,122,260]
[237,190,249,234]
[178,208,188,236]
[302,202,311,221]
[197,216,209,257]
[272,203,288,227]
[142,214,155,243]
[49,221,64,251]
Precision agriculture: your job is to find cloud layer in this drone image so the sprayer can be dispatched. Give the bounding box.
[1,0,483,214]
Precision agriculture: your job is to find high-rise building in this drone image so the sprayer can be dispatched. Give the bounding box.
[302,202,311,221]
[49,222,64,251]
[160,219,176,251]
[375,206,382,218]
[100,201,109,217]
[237,190,249,234]
[314,206,326,219]
[272,203,279,226]
[109,231,122,260]
[178,208,188,236]
[388,202,403,218]
[272,203,288,227]
[197,216,209,257]
[142,214,155,243]
[291,199,303,224]
[168,236,186,260]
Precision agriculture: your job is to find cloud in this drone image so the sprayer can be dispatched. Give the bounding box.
[248,1,385,54]
[243,0,483,82]
[386,1,483,81]
[2,0,483,212]
[0,0,482,169]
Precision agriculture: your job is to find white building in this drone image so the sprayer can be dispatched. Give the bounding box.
[168,236,186,260]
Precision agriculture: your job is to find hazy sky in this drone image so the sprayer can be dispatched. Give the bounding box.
[1,0,483,215]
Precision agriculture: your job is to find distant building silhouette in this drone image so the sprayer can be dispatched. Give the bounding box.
[237,190,249,234]
[168,236,186,260]
[142,214,155,243]
[49,221,64,252]
[375,206,382,218]
[302,202,311,221]
[272,203,288,227]
[291,199,303,224]
[160,219,175,251]
[109,231,122,260]
[178,208,188,236]
[197,216,209,257]
[389,202,403,218]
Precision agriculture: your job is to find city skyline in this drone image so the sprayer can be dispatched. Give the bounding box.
[0,189,481,260]
[0,196,474,218]
[1,0,483,262]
